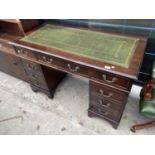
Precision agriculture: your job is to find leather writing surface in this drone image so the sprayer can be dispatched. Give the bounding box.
[21,24,139,68]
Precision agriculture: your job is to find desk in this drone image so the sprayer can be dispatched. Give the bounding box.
[11,24,147,128]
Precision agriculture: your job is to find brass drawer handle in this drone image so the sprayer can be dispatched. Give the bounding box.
[99,89,113,98]
[17,49,22,54]
[16,49,28,55]
[98,99,111,108]
[67,64,80,72]
[42,56,53,64]
[98,109,109,115]
[102,74,118,83]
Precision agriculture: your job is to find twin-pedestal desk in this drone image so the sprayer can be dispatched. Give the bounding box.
[0,24,147,128]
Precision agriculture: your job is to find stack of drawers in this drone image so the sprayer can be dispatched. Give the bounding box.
[21,59,54,98]
[88,72,132,129]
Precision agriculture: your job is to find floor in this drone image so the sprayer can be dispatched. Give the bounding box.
[0,71,154,135]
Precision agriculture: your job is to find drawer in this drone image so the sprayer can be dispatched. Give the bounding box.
[21,59,42,73]
[89,69,132,91]
[26,71,44,80]
[21,59,48,90]
[14,46,37,60]
[89,105,120,121]
[0,41,15,54]
[26,71,46,85]
[29,78,48,90]
[36,52,89,77]
[58,59,89,77]
[90,94,123,111]
[90,81,129,104]
[23,67,48,90]
[36,52,54,65]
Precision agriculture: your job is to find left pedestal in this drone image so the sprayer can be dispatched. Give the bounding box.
[21,59,66,98]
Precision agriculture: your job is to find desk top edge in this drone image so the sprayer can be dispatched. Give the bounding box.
[2,24,147,80]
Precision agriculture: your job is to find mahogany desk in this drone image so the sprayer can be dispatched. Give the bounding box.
[10,24,147,128]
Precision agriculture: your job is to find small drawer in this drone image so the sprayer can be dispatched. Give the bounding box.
[89,69,132,91]
[28,78,48,90]
[89,105,120,121]
[14,46,37,60]
[90,81,129,104]
[22,59,42,73]
[90,94,123,111]
[21,59,48,89]
[27,71,43,78]
[27,71,45,82]
[0,41,15,54]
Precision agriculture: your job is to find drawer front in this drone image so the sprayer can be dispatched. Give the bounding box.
[36,52,89,77]
[89,105,120,121]
[36,52,55,65]
[21,59,48,90]
[58,59,89,77]
[90,94,123,111]
[26,71,47,86]
[22,59,42,73]
[0,41,15,54]
[14,46,37,60]
[29,78,48,90]
[89,69,132,91]
[90,81,129,104]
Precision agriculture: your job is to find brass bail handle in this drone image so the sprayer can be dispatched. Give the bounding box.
[102,74,118,83]
[67,64,80,72]
[42,56,53,64]
[98,99,111,108]
[99,89,113,98]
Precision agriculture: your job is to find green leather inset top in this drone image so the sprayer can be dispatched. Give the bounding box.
[21,24,139,68]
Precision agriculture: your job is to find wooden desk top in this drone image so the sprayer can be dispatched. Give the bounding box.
[11,24,147,79]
